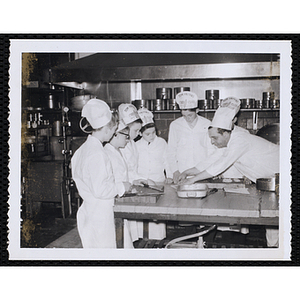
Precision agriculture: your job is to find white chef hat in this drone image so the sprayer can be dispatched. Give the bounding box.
[175,91,198,109]
[82,98,112,129]
[118,103,140,125]
[116,119,127,132]
[211,97,241,130]
[138,107,154,127]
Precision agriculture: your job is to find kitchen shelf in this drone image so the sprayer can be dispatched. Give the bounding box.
[151,108,280,113]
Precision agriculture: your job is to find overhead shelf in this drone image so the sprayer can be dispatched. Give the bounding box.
[51,53,280,84]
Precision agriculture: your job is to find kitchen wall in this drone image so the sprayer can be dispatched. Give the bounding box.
[93,78,280,141]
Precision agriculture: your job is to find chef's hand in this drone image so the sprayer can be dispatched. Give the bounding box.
[123,181,132,192]
[165,178,173,184]
[147,179,156,186]
[133,179,148,186]
[173,171,181,184]
[180,177,195,185]
[178,171,187,183]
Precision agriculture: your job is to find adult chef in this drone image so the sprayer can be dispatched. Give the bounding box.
[71,99,130,248]
[179,97,279,247]
[179,97,279,184]
[167,91,211,183]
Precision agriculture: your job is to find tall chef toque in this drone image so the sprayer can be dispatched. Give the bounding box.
[138,107,154,127]
[175,91,198,109]
[118,103,140,125]
[82,98,112,129]
[211,97,241,130]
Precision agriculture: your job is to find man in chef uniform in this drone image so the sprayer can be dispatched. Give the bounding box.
[167,91,211,184]
[71,99,131,248]
[180,97,279,247]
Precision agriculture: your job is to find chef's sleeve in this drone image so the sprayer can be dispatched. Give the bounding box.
[162,139,172,178]
[87,153,125,199]
[205,138,249,177]
[166,122,179,174]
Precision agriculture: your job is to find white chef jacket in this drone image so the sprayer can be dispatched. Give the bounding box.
[204,130,279,182]
[104,143,129,184]
[136,136,170,182]
[196,126,250,178]
[121,138,166,240]
[71,135,125,248]
[120,140,145,182]
[167,115,211,174]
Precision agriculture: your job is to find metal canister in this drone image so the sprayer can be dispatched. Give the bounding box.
[169,99,178,110]
[262,92,275,109]
[241,98,255,109]
[156,88,172,100]
[270,99,280,109]
[53,120,62,136]
[205,90,219,101]
[174,87,190,98]
[132,99,147,110]
[154,99,162,111]
[212,98,222,109]
[48,94,54,109]
[147,99,155,111]
[255,99,263,109]
[198,99,211,110]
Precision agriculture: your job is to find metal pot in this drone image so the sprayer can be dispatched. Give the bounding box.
[212,98,222,109]
[263,92,275,101]
[205,90,219,100]
[240,98,255,109]
[71,95,95,111]
[270,99,280,109]
[169,98,178,110]
[255,99,263,109]
[256,177,276,192]
[198,99,211,110]
[174,87,190,98]
[156,88,172,100]
[147,99,155,111]
[177,183,208,198]
[132,99,147,110]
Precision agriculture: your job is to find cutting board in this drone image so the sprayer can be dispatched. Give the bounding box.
[201,178,246,189]
[115,185,164,204]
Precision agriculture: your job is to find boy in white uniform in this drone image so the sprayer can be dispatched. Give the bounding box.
[71,99,131,248]
[167,91,211,183]
[136,108,171,239]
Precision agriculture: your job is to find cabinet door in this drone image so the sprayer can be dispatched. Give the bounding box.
[26,161,63,203]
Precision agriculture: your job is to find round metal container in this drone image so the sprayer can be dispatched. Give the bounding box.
[212,98,222,109]
[263,92,275,101]
[240,98,255,109]
[132,99,147,110]
[177,183,208,198]
[156,88,172,100]
[205,90,219,100]
[174,87,190,98]
[262,99,270,108]
[161,99,169,110]
[169,98,178,110]
[255,99,263,109]
[270,99,280,109]
[53,120,62,137]
[256,177,276,192]
[154,99,162,111]
[198,99,211,109]
[147,99,155,111]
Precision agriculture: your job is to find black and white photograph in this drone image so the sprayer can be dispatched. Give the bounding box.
[8,39,291,260]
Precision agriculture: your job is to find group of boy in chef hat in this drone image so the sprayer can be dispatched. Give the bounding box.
[72,91,279,248]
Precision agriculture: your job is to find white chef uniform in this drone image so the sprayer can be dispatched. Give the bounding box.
[71,99,125,248]
[136,126,169,240]
[204,128,279,182]
[167,91,211,175]
[136,135,169,183]
[167,115,211,174]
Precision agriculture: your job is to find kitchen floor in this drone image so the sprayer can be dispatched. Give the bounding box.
[21,203,268,249]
